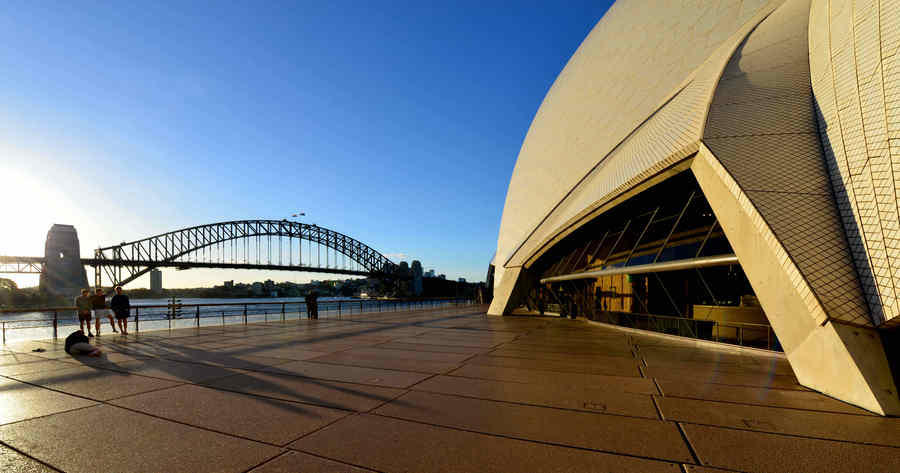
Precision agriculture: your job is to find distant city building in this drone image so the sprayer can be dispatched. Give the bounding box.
[424,269,435,278]
[438,274,445,280]
[411,260,424,296]
[150,269,162,294]
[458,278,466,283]
[224,280,234,289]
[251,282,263,296]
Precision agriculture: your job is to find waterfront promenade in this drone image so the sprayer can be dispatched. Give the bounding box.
[0,305,897,472]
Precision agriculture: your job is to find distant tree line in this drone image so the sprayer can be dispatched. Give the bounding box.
[0,278,68,308]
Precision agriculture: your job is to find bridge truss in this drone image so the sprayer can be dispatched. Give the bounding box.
[91,220,397,287]
[0,256,44,274]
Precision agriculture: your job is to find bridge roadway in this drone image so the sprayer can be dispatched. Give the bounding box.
[0,256,369,277]
[3,220,399,287]
[0,305,893,472]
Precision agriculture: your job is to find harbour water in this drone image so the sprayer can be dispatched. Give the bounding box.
[0,296,391,343]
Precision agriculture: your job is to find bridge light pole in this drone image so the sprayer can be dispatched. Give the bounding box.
[289,213,305,267]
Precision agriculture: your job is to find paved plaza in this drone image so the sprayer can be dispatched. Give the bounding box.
[0,305,898,472]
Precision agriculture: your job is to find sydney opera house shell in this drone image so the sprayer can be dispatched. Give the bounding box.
[489,0,900,415]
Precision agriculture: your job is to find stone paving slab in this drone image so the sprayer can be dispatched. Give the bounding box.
[256,360,432,388]
[498,341,635,357]
[308,352,463,374]
[643,364,804,390]
[101,358,243,384]
[374,391,694,462]
[0,405,282,473]
[0,305,891,472]
[292,414,682,473]
[210,346,328,361]
[447,364,659,394]
[487,346,636,362]
[0,359,74,377]
[9,365,182,401]
[0,443,56,472]
[158,352,298,371]
[412,374,659,418]
[391,336,503,348]
[248,451,374,472]
[201,370,406,411]
[682,423,900,473]
[375,341,487,355]
[0,377,97,425]
[337,346,476,363]
[655,378,871,415]
[466,353,642,377]
[657,396,900,447]
[111,384,349,445]
[643,356,796,376]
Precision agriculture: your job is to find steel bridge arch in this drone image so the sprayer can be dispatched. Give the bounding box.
[92,220,398,287]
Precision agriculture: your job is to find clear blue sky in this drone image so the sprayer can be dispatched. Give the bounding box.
[0,1,613,288]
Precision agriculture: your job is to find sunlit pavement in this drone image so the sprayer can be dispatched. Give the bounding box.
[0,305,897,472]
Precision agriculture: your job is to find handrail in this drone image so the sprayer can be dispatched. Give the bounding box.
[0,297,478,344]
[0,296,466,314]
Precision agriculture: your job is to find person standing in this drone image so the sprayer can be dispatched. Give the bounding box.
[74,289,94,337]
[305,291,320,319]
[91,288,117,336]
[110,286,130,335]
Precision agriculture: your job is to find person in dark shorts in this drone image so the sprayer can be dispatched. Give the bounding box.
[110,286,130,335]
[305,291,320,319]
[64,330,101,357]
[91,288,117,336]
[74,289,94,337]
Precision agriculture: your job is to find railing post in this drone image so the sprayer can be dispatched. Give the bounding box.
[135,307,139,333]
[2,321,5,345]
[196,305,200,328]
[243,304,248,325]
[222,310,225,326]
[281,303,286,323]
[338,301,342,319]
[53,310,58,340]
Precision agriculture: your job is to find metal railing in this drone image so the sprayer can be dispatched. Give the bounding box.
[0,298,476,344]
[547,305,779,351]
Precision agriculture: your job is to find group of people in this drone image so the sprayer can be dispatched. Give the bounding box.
[65,288,319,357]
[74,286,131,337]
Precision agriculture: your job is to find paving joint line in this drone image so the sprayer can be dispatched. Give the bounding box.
[674,422,701,465]
[0,402,98,429]
[269,410,355,449]
[672,418,900,450]
[289,441,387,473]
[0,439,65,472]
[368,412,689,466]
[651,391,666,420]
[655,392,877,417]
[405,386,659,419]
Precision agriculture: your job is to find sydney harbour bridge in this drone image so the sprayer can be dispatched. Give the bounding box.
[0,220,398,293]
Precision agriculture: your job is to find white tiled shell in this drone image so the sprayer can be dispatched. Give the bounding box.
[495,0,780,270]
[809,0,900,326]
